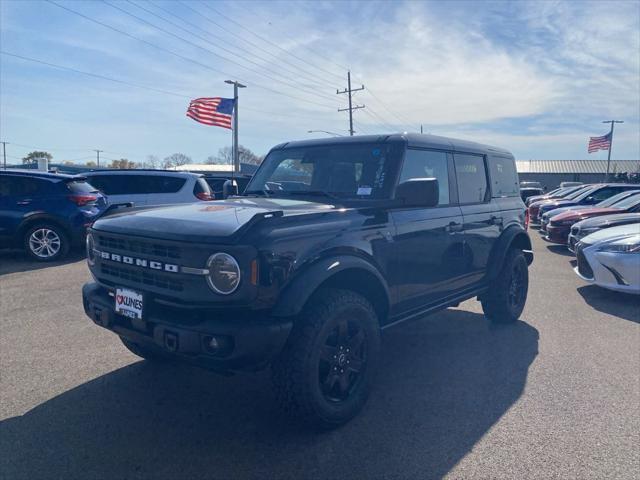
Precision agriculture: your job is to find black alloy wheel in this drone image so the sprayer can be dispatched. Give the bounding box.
[318,318,367,403]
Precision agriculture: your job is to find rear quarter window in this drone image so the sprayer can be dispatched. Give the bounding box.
[489,155,519,197]
[141,176,186,194]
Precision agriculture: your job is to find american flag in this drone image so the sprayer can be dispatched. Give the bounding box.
[588,132,611,153]
[186,97,235,129]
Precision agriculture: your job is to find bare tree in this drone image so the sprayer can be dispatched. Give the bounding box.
[209,145,262,166]
[144,155,161,169]
[22,151,53,165]
[163,153,191,168]
[109,158,136,169]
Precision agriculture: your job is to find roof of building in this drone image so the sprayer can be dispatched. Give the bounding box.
[516,160,640,174]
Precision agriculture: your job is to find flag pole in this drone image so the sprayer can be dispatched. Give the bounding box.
[225,80,246,175]
[602,120,624,181]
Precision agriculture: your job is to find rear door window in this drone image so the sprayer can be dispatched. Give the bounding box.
[399,149,450,205]
[453,154,489,204]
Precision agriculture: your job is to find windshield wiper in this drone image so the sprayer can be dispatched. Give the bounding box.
[244,189,276,197]
[279,190,341,200]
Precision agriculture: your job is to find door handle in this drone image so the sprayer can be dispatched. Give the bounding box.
[445,222,463,233]
[489,216,503,225]
[16,199,32,205]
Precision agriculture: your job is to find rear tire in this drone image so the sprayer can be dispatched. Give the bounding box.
[120,337,167,362]
[271,288,380,429]
[23,223,70,262]
[481,248,529,324]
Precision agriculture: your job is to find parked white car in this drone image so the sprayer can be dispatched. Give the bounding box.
[574,223,640,294]
[84,170,213,207]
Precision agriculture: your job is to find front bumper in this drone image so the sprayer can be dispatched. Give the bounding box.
[82,282,292,373]
[545,225,571,244]
[574,247,640,295]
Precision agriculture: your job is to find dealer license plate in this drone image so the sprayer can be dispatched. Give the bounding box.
[115,288,143,320]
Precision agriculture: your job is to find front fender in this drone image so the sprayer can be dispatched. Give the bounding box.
[271,255,391,317]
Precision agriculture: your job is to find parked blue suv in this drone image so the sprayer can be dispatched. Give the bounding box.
[0,170,108,261]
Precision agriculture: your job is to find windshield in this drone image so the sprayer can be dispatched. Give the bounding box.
[610,192,640,209]
[567,185,598,200]
[245,143,401,199]
[597,190,640,207]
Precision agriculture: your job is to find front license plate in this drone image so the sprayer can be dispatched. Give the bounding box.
[115,288,143,320]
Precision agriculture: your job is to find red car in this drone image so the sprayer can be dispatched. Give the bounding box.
[528,185,596,225]
[545,194,640,243]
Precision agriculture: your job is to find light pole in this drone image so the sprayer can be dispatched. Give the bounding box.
[602,120,623,181]
[307,130,344,137]
[225,80,246,174]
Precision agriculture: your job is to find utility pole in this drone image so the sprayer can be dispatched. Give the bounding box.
[337,71,364,136]
[1,141,7,170]
[225,79,246,174]
[602,120,624,181]
[94,149,103,168]
[420,125,423,134]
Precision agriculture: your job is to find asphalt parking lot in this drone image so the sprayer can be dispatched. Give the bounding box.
[1,233,638,480]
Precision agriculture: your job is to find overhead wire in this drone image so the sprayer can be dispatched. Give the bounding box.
[45,0,335,110]
[165,1,336,90]
[199,1,346,83]
[1,51,340,126]
[102,0,341,106]
[196,2,411,131]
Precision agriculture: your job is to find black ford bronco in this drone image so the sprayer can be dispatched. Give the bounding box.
[82,134,533,428]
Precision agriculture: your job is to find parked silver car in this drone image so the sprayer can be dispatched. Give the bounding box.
[84,170,213,207]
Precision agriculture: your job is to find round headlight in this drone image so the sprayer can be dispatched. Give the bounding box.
[86,233,96,266]
[206,253,241,294]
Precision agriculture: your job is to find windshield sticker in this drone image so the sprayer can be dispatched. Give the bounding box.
[374,157,386,188]
[357,186,373,196]
[372,148,381,156]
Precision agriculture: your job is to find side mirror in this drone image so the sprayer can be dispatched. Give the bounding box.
[584,195,596,204]
[222,179,239,199]
[396,178,439,207]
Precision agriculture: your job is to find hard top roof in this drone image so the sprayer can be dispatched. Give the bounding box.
[273,133,512,156]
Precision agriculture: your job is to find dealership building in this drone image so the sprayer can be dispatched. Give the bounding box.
[516,160,640,189]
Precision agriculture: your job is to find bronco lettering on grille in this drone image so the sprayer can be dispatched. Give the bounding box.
[98,250,179,273]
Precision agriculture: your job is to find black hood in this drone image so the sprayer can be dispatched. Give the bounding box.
[92,197,336,243]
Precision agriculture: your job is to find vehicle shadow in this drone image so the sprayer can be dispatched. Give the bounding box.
[545,244,573,257]
[0,249,85,275]
[0,310,539,480]
[577,285,640,324]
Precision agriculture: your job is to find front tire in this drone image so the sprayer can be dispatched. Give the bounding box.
[481,248,529,323]
[271,289,380,429]
[23,223,70,262]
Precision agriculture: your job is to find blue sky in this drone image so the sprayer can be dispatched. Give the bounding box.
[1,0,639,165]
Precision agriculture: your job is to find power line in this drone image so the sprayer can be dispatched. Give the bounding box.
[1,51,337,123]
[364,87,415,130]
[167,0,335,90]
[361,107,398,132]
[232,2,350,74]
[1,51,191,99]
[200,2,346,83]
[102,0,340,105]
[45,0,333,109]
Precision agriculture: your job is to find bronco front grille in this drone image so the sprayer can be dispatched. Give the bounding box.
[100,263,184,292]
[97,234,181,260]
